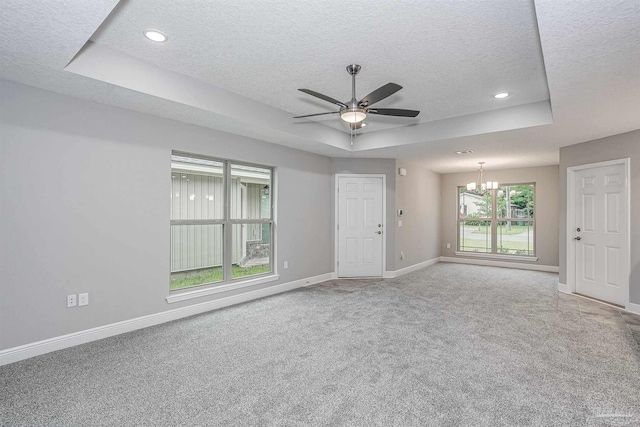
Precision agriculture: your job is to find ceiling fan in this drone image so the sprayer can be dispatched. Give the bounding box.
[294,64,420,131]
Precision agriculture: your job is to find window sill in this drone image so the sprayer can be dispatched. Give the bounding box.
[454,251,538,262]
[166,274,280,304]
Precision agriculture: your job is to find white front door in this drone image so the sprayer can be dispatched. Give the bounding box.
[574,163,628,306]
[337,176,384,277]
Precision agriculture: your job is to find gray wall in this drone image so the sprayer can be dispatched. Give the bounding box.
[331,158,398,271]
[5,76,566,351]
[0,79,333,350]
[396,160,442,268]
[559,130,640,304]
[440,165,559,267]
[330,158,442,273]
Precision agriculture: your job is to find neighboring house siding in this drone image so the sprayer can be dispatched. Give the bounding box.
[170,176,247,272]
[246,183,263,241]
[459,192,484,217]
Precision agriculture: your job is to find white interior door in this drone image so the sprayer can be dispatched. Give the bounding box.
[574,163,628,306]
[338,176,384,277]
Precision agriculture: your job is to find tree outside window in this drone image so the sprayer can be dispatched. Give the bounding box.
[458,184,535,256]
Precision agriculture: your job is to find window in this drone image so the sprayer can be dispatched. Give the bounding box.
[170,153,273,291]
[457,183,535,257]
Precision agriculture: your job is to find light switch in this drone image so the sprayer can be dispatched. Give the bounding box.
[398,220,403,227]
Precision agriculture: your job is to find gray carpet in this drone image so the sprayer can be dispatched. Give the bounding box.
[2,263,640,426]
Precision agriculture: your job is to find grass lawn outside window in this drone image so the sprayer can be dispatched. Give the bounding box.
[170,264,271,291]
[472,225,529,235]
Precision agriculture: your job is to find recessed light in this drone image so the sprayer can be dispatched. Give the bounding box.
[455,150,474,155]
[144,29,167,42]
[494,92,509,99]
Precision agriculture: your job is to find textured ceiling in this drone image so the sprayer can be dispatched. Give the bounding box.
[90,0,549,134]
[1,1,640,172]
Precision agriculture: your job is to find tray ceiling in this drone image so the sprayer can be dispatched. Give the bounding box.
[1,0,640,172]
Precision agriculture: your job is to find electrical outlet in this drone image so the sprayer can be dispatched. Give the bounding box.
[67,294,77,308]
[447,243,451,249]
[283,261,288,269]
[400,251,405,260]
[78,293,89,306]
[398,220,403,227]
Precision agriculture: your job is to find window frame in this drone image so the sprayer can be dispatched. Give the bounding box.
[456,182,537,260]
[168,151,277,302]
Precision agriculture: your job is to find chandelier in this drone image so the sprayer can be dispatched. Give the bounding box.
[466,162,498,193]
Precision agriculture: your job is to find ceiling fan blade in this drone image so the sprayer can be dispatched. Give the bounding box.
[368,108,420,117]
[358,83,402,107]
[293,111,339,119]
[298,89,348,108]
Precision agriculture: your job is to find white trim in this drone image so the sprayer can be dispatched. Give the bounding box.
[628,303,640,316]
[440,256,559,272]
[558,284,640,314]
[167,274,280,303]
[0,273,333,366]
[568,158,632,171]
[334,174,387,278]
[454,251,538,262]
[566,158,630,307]
[568,291,620,309]
[384,257,440,278]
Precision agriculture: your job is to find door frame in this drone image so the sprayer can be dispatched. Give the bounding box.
[566,158,630,307]
[334,174,387,277]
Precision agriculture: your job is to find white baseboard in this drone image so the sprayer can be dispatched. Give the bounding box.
[627,303,640,315]
[0,272,333,366]
[439,256,559,273]
[384,257,440,279]
[556,286,640,315]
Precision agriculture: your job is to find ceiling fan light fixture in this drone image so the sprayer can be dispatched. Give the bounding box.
[340,108,367,124]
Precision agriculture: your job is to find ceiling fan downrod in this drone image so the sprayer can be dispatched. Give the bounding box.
[343,64,366,124]
[346,64,361,104]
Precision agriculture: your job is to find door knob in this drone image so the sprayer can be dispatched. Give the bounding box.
[574,236,581,241]
[375,231,382,234]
